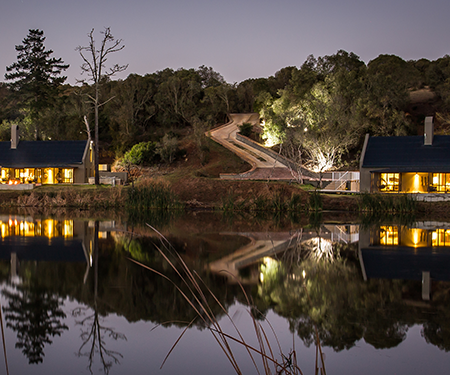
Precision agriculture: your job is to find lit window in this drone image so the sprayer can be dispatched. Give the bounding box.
[63,169,73,183]
[380,173,399,192]
[380,226,399,245]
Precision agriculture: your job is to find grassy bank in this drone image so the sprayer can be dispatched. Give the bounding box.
[0,184,126,209]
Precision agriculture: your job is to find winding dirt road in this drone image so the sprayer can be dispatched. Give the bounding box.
[208,113,295,180]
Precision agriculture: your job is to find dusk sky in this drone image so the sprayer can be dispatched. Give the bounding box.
[1,0,450,85]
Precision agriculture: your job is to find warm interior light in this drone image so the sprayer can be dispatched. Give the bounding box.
[412,228,420,247]
[380,226,399,245]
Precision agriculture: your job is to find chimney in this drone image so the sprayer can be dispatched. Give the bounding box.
[424,116,434,146]
[11,124,19,149]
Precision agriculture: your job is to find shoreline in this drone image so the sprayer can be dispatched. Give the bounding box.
[0,181,449,221]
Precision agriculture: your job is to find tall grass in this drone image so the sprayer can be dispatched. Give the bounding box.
[128,225,305,375]
[358,193,416,214]
[126,180,184,210]
[12,187,125,208]
[307,192,322,212]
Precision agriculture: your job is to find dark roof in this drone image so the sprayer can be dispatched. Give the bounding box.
[0,237,86,262]
[0,140,88,168]
[361,246,450,281]
[362,135,450,172]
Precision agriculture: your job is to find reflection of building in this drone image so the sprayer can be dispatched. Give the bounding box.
[209,225,360,284]
[360,117,450,194]
[359,223,450,300]
[0,215,114,282]
[0,215,119,283]
[0,124,93,185]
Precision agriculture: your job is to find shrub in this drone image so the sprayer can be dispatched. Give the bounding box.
[121,141,157,166]
[156,134,178,164]
[238,122,253,137]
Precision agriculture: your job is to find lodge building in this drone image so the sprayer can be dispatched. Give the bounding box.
[360,117,450,193]
[0,124,93,185]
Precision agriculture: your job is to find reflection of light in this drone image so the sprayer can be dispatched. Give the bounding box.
[302,270,306,278]
[63,220,73,238]
[412,228,420,247]
[310,237,333,260]
[263,257,277,267]
[45,220,53,238]
[0,217,72,239]
[380,226,399,246]
[260,272,264,283]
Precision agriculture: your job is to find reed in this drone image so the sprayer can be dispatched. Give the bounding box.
[307,191,322,212]
[358,193,416,214]
[13,187,125,208]
[126,180,183,210]
[129,225,303,375]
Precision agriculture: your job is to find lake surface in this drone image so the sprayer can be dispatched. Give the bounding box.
[0,210,449,374]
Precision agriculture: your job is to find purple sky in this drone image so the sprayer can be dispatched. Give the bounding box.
[1,0,450,85]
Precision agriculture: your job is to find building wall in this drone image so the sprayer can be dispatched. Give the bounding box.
[360,167,372,192]
[359,134,371,192]
[74,141,94,183]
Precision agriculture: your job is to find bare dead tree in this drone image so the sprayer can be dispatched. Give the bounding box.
[76,27,128,185]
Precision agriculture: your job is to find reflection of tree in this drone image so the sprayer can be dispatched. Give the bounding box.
[257,243,412,352]
[2,284,68,364]
[73,306,126,374]
[75,220,126,374]
[421,282,450,351]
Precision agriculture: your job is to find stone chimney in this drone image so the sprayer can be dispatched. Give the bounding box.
[424,116,434,146]
[11,124,19,149]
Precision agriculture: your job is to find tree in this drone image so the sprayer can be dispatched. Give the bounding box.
[5,29,69,140]
[363,54,420,136]
[76,27,128,185]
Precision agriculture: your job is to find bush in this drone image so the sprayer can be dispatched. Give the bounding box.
[156,134,178,164]
[121,141,157,166]
[238,122,253,137]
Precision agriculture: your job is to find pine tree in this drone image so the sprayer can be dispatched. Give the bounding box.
[5,29,69,139]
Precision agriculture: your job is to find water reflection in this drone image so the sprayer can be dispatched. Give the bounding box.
[73,221,126,374]
[0,212,449,374]
[2,282,68,364]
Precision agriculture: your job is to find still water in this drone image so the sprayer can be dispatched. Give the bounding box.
[0,210,449,374]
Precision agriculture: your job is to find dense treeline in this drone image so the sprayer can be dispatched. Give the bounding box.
[258,51,450,171]
[2,45,450,167]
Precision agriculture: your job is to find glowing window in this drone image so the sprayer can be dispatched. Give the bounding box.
[380,173,399,192]
[431,229,450,247]
[380,226,399,245]
[63,169,73,183]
